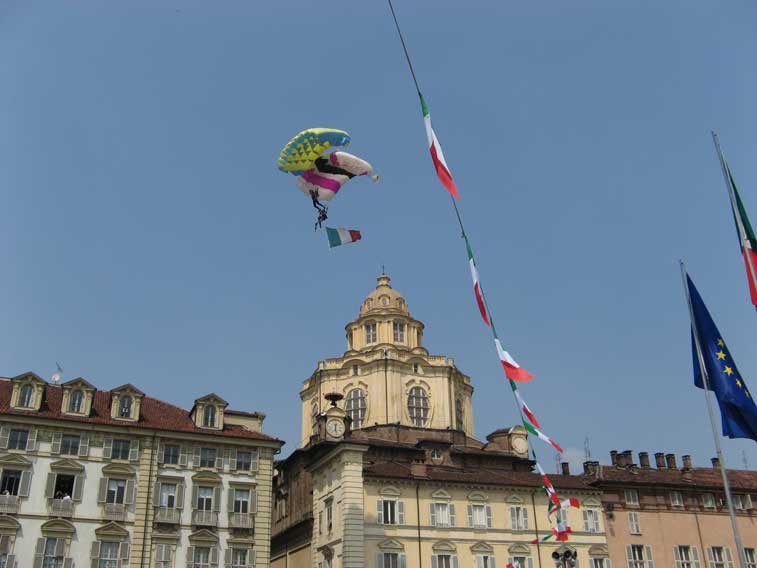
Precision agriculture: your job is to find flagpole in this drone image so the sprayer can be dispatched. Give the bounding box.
[679,261,747,568]
[711,131,757,307]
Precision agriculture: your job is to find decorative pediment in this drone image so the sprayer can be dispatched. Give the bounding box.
[379,486,400,497]
[11,372,45,385]
[50,458,84,473]
[588,545,610,557]
[102,463,136,477]
[470,542,494,554]
[188,529,218,544]
[62,377,96,390]
[377,539,404,551]
[109,385,143,422]
[0,454,32,468]
[508,543,531,555]
[111,384,144,396]
[467,491,488,502]
[194,393,228,407]
[192,471,222,484]
[191,394,228,430]
[41,518,76,536]
[94,522,129,540]
[583,496,602,507]
[431,540,456,552]
[0,516,20,534]
[506,494,525,504]
[431,489,452,500]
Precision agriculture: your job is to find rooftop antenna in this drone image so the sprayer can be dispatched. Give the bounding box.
[743,450,749,470]
[51,362,63,384]
[584,436,592,460]
[555,451,562,474]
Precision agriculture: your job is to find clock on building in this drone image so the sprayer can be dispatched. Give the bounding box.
[512,436,528,454]
[326,418,346,438]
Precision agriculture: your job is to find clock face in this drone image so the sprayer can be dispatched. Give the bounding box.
[326,419,345,437]
[512,437,528,454]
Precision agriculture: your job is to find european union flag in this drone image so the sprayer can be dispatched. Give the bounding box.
[688,274,757,442]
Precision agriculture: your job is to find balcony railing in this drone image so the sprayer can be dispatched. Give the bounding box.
[103,503,127,521]
[48,499,73,518]
[155,507,181,524]
[229,512,254,529]
[192,509,218,527]
[0,495,18,514]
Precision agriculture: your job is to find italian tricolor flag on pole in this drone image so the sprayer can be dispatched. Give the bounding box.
[493,327,533,382]
[728,166,757,310]
[420,93,459,199]
[465,237,490,325]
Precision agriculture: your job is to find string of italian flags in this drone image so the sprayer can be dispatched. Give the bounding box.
[386,0,576,544]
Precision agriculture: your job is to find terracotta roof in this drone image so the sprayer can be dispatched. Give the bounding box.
[584,465,757,492]
[0,379,280,444]
[364,461,594,491]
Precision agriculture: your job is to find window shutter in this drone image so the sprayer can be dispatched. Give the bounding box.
[399,553,407,568]
[54,538,65,557]
[51,432,62,454]
[5,554,14,568]
[627,545,634,565]
[376,553,383,568]
[645,546,654,568]
[452,555,459,568]
[398,500,405,524]
[583,510,590,531]
[431,556,438,568]
[33,538,45,568]
[103,437,113,459]
[26,429,37,451]
[725,548,733,568]
[449,504,456,526]
[120,542,130,565]
[192,486,199,509]
[153,482,162,506]
[606,560,612,568]
[214,486,222,512]
[707,547,715,566]
[176,484,185,509]
[230,450,238,471]
[376,500,383,524]
[430,503,437,526]
[186,547,194,568]
[510,507,518,528]
[19,470,31,497]
[73,475,83,501]
[692,547,700,568]
[0,426,9,449]
[527,559,534,568]
[250,449,259,471]
[211,547,219,567]
[129,439,140,462]
[193,447,201,467]
[674,547,681,564]
[158,444,165,464]
[97,478,108,502]
[746,494,754,509]
[224,548,233,567]
[251,489,257,513]
[522,506,529,529]
[475,556,483,568]
[155,544,164,564]
[0,536,10,554]
[125,480,135,505]
[79,434,90,457]
[486,504,493,528]
[467,505,474,527]
[179,445,188,466]
[45,473,56,499]
[216,453,224,470]
[228,489,235,511]
[63,559,73,568]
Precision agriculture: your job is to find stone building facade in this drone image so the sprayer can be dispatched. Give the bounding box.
[0,373,282,567]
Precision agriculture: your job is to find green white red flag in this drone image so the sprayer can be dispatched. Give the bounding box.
[494,328,533,382]
[523,420,563,453]
[726,165,757,310]
[511,380,540,427]
[465,237,490,325]
[536,462,561,507]
[420,94,459,199]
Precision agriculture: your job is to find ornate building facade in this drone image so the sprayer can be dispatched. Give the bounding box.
[0,373,282,568]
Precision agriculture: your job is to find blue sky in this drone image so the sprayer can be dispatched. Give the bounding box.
[1,0,756,471]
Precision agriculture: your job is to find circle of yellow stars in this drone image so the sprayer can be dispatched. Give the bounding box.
[715,339,750,398]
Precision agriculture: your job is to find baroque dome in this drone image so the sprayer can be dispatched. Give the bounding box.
[359,274,409,316]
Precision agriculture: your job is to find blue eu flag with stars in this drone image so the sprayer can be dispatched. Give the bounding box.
[688,274,757,442]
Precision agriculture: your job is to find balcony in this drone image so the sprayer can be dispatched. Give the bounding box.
[103,503,127,521]
[0,495,18,514]
[155,507,181,524]
[229,512,254,530]
[48,499,74,518]
[192,510,218,527]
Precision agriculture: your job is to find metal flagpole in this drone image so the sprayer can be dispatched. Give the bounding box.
[679,260,748,568]
[711,132,757,306]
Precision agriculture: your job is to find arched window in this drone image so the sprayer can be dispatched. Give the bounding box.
[119,395,132,418]
[19,384,34,408]
[407,386,429,427]
[455,398,464,430]
[365,322,377,344]
[203,404,216,428]
[69,390,84,413]
[393,321,405,343]
[345,389,367,428]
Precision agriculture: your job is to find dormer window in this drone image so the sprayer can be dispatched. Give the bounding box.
[68,390,84,414]
[203,405,216,428]
[119,396,132,418]
[19,385,34,408]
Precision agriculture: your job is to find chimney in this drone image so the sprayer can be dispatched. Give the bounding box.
[561,462,570,475]
[655,452,666,468]
[682,455,693,470]
[410,462,428,477]
[583,461,597,475]
[622,450,634,467]
[610,450,618,466]
[639,452,650,468]
[712,457,720,469]
[666,453,677,469]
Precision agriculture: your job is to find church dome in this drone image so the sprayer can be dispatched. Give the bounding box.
[359,274,409,316]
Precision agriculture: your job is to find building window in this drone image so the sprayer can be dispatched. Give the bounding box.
[197,487,213,511]
[380,553,399,568]
[708,547,733,568]
[377,499,404,525]
[345,388,367,428]
[393,322,405,342]
[155,545,173,568]
[119,396,132,418]
[365,323,377,344]
[675,545,700,568]
[69,390,84,413]
[477,555,496,568]
[325,498,333,532]
[200,448,217,468]
[468,503,492,529]
[590,560,609,568]
[234,488,250,513]
[556,507,568,526]
[203,405,216,428]
[106,479,126,504]
[430,449,443,461]
[702,493,716,509]
[236,451,253,471]
[407,386,429,427]
[509,557,532,568]
[163,444,180,465]
[583,509,600,532]
[231,549,249,568]
[42,537,65,568]
[159,483,177,508]
[628,511,641,534]
[413,363,419,374]
[99,542,119,568]
[111,439,131,460]
[53,473,75,500]
[455,398,464,430]
[627,545,653,568]
[434,555,456,568]
[509,505,529,530]
[671,491,684,507]
[7,429,28,450]
[430,502,455,527]
[193,547,211,568]
[0,470,21,495]
[60,435,80,456]
[745,548,756,568]
[352,364,359,376]
[734,494,752,510]
[625,489,639,506]
[19,385,34,408]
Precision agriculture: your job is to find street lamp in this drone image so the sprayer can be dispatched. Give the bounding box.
[552,550,577,568]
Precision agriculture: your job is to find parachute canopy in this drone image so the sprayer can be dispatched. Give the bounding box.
[296,151,376,202]
[277,128,351,175]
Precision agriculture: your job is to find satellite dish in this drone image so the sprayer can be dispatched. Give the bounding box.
[51,362,63,384]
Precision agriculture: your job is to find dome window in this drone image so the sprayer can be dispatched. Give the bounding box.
[345,388,367,428]
[407,386,429,427]
[365,322,377,344]
[393,321,405,343]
